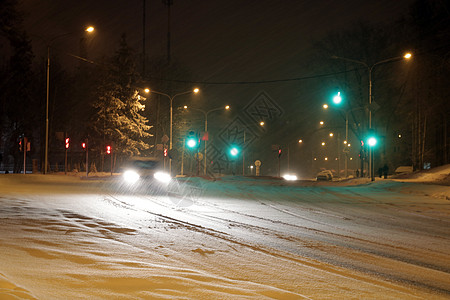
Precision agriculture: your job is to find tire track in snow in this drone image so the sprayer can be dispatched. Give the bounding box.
[105,193,449,297]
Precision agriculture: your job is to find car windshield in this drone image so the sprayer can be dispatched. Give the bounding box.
[127,160,160,170]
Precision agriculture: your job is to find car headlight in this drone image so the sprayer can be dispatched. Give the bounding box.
[123,170,140,184]
[154,171,171,183]
[283,174,298,181]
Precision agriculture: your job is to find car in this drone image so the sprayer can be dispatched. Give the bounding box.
[316,170,333,181]
[121,157,171,186]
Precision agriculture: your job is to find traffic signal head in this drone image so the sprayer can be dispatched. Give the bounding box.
[65,138,70,149]
[278,148,282,157]
[163,148,168,157]
[82,142,86,149]
[366,130,378,147]
[186,131,199,149]
[367,137,377,147]
[332,91,342,105]
[230,147,239,157]
[187,138,197,148]
[106,145,111,154]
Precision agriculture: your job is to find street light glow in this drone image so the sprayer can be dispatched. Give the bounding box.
[85,26,95,32]
[298,139,303,143]
[323,104,328,109]
[225,105,230,110]
[404,52,412,59]
[193,88,200,93]
[260,121,265,126]
[322,142,326,146]
[319,121,324,125]
[329,133,334,137]
[144,88,150,93]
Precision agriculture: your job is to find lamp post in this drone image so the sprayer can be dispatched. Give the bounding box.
[287,139,303,173]
[242,122,265,175]
[324,101,364,178]
[43,26,94,174]
[147,88,199,174]
[184,105,230,175]
[331,52,412,181]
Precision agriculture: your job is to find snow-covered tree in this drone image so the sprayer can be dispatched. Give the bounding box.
[92,34,152,156]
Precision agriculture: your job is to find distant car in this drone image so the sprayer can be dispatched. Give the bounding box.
[316,170,333,181]
[121,157,171,186]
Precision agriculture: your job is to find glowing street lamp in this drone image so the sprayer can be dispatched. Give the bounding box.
[147,88,200,173]
[185,104,230,175]
[43,26,94,174]
[331,52,412,181]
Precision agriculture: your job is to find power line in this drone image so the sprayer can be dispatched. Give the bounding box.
[144,67,365,86]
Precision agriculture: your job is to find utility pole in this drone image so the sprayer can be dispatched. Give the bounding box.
[162,0,173,64]
[142,0,146,76]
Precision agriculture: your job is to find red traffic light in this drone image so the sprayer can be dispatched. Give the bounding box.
[65,138,70,149]
[278,148,282,157]
[106,145,111,154]
[82,142,86,149]
[163,148,168,157]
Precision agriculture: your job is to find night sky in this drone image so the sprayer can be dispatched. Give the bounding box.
[22,0,413,81]
[18,0,415,175]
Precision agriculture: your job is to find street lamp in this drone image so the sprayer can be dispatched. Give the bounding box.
[239,121,265,175]
[324,100,365,178]
[147,88,199,174]
[43,26,95,174]
[184,105,230,175]
[287,138,304,173]
[331,52,412,181]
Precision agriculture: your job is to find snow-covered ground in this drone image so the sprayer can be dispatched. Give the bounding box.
[0,166,449,299]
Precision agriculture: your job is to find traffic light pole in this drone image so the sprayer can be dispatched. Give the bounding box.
[242,131,246,175]
[110,147,113,176]
[85,139,89,178]
[23,137,27,174]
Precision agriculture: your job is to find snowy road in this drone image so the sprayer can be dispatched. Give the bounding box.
[0,174,449,299]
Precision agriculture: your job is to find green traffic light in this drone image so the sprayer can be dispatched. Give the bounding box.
[368,137,377,147]
[230,147,239,156]
[186,138,197,148]
[333,91,342,105]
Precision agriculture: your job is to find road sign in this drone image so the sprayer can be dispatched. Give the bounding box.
[161,135,169,144]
